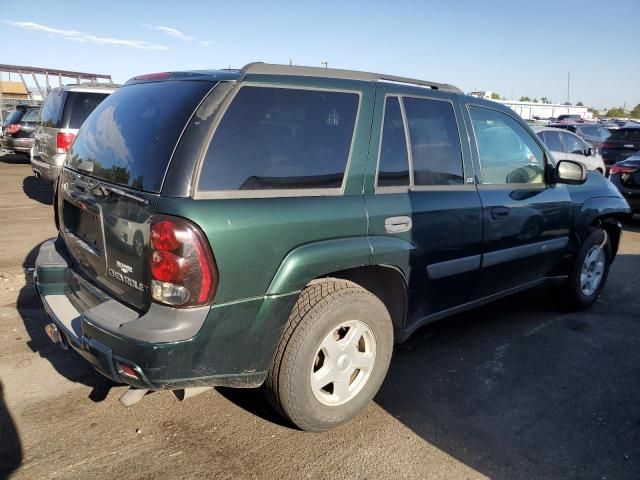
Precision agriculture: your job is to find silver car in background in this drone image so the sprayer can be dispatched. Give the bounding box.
[32,83,117,181]
[534,126,606,174]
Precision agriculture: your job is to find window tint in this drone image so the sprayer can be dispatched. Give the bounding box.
[403,97,463,186]
[40,89,64,127]
[67,80,213,193]
[609,128,640,142]
[470,106,546,185]
[66,92,110,129]
[377,97,409,187]
[199,86,359,191]
[540,130,563,152]
[561,132,586,154]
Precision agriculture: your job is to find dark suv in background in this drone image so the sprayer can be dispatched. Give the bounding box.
[31,83,117,181]
[35,63,630,432]
[601,125,640,169]
[1,105,41,158]
[549,122,611,150]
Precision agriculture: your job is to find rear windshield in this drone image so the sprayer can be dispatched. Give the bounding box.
[609,128,640,142]
[3,109,24,125]
[67,80,213,192]
[22,108,40,122]
[64,92,110,129]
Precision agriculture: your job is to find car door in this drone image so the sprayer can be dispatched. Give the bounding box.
[365,88,483,328]
[35,88,64,161]
[464,104,572,299]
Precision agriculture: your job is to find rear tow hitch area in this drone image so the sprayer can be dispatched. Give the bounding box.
[118,387,213,406]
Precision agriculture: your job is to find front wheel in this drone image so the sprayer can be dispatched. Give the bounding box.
[565,229,612,310]
[264,279,393,432]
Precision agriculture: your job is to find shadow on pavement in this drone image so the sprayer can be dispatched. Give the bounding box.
[0,152,29,165]
[17,243,115,403]
[0,381,22,478]
[375,253,640,480]
[22,175,53,206]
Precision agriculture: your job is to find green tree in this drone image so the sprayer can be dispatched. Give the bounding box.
[532,98,538,103]
[576,101,584,106]
[519,96,531,102]
[588,108,600,118]
[563,102,572,106]
[630,104,640,119]
[490,92,501,100]
[606,107,626,117]
[540,97,550,104]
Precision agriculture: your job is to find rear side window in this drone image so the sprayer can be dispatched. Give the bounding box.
[67,80,214,192]
[22,108,40,122]
[470,106,545,185]
[40,89,64,127]
[540,130,563,152]
[403,97,463,186]
[65,92,110,129]
[377,97,409,187]
[198,86,359,192]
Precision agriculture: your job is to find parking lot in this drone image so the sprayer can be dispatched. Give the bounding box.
[0,152,638,479]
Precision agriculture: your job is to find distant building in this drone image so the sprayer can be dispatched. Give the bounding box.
[468,91,591,120]
[0,81,30,99]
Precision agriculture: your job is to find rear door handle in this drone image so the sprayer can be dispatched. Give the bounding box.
[384,216,412,234]
[491,206,510,220]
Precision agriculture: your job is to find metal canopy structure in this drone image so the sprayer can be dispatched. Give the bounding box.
[0,64,112,100]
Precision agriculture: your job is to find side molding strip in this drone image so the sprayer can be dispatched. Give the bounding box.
[427,255,481,279]
[482,237,569,268]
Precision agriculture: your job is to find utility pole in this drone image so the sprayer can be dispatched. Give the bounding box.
[321,61,328,69]
[567,72,570,105]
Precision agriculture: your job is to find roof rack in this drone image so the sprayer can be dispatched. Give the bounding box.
[241,62,462,93]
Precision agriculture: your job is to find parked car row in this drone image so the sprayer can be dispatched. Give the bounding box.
[33,62,630,433]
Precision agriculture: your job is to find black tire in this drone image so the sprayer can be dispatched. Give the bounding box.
[264,279,394,432]
[565,228,612,310]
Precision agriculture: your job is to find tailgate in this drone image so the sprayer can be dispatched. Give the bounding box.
[58,169,158,311]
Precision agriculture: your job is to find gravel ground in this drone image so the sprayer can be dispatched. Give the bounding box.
[1,153,639,479]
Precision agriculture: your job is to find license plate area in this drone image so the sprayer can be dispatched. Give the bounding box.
[63,199,103,257]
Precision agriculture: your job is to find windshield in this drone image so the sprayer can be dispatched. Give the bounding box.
[66,80,214,192]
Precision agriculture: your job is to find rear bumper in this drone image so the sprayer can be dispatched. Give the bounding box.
[1,136,33,153]
[30,157,62,182]
[35,236,296,389]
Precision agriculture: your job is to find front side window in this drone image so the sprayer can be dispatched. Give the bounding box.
[560,132,587,154]
[198,86,359,192]
[377,97,409,187]
[403,97,463,186]
[470,106,546,185]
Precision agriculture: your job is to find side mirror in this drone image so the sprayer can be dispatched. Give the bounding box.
[555,160,587,185]
[585,147,595,156]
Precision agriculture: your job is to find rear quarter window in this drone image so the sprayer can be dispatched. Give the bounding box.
[65,92,110,129]
[40,89,64,127]
[197,86,359,193]
[609,129,640,142]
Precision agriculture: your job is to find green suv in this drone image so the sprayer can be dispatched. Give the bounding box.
[35,63,630,431]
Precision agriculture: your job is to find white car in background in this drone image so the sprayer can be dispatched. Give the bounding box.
[534,127,606,174]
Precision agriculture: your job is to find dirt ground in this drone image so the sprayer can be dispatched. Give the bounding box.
[1,153,639,480]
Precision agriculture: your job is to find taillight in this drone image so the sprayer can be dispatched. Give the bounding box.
[602,143,613,149]
[610,164,638,175]
[56,132,76,152]
[149,216,218,307]
[6,124,21,135]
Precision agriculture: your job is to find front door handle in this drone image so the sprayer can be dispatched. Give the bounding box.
[491,206,510,220]
[384,216,412,234]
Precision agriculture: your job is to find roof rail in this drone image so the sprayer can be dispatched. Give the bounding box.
[241,62,462,93]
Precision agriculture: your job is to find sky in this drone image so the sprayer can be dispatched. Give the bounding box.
[2,0,639,110]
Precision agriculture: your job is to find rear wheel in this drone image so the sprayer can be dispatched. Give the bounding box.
[564,229,611,310]
[264,279,393,432]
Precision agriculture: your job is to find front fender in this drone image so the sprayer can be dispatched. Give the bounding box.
[576,196,631,230]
